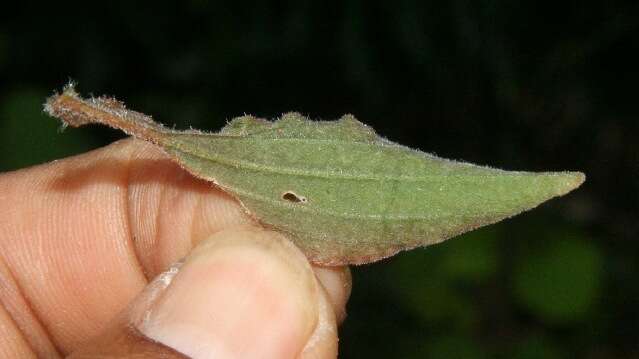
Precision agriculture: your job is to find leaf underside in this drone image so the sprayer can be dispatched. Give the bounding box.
[44,86,585,265]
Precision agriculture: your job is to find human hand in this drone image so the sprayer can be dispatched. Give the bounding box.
[0,138,351,358]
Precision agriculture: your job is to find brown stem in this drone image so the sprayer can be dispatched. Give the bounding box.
[44,84,167,144]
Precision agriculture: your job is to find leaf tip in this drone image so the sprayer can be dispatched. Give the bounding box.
[554,171,586,196]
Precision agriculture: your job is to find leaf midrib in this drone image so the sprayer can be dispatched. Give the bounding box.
[170,147,518,222]
[168,140,523,182]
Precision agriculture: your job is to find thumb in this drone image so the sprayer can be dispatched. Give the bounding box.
[68,228,339,359]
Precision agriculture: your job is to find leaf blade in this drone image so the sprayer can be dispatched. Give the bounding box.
[45,88,585,265]
[160,114,585,264]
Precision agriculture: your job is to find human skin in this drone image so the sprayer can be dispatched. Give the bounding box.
[0,138,351,358]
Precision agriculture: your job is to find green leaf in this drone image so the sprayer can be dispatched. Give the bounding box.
[44,85,585,265]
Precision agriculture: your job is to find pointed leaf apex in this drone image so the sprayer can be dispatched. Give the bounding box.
[545,171,586,197]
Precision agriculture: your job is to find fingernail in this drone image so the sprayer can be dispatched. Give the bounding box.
[134,229,318,359]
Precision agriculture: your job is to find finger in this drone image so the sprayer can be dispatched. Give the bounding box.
[298,282,339,359]
[0,138,252,355]
[69,228,334,359]
[312,266,352,324]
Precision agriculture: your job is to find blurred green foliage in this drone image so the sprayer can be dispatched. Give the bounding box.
[1,0,637,357]
[511,335,563,359]
[0,89,94,171]
[513,232,603,324]
[342,221,610,358]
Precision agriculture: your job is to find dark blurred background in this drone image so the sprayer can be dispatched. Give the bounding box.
[1,1,637,357]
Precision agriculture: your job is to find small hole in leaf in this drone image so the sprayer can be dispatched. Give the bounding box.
[282,191,307,203]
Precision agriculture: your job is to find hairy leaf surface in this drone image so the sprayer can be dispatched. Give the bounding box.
[44,86,585,265]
